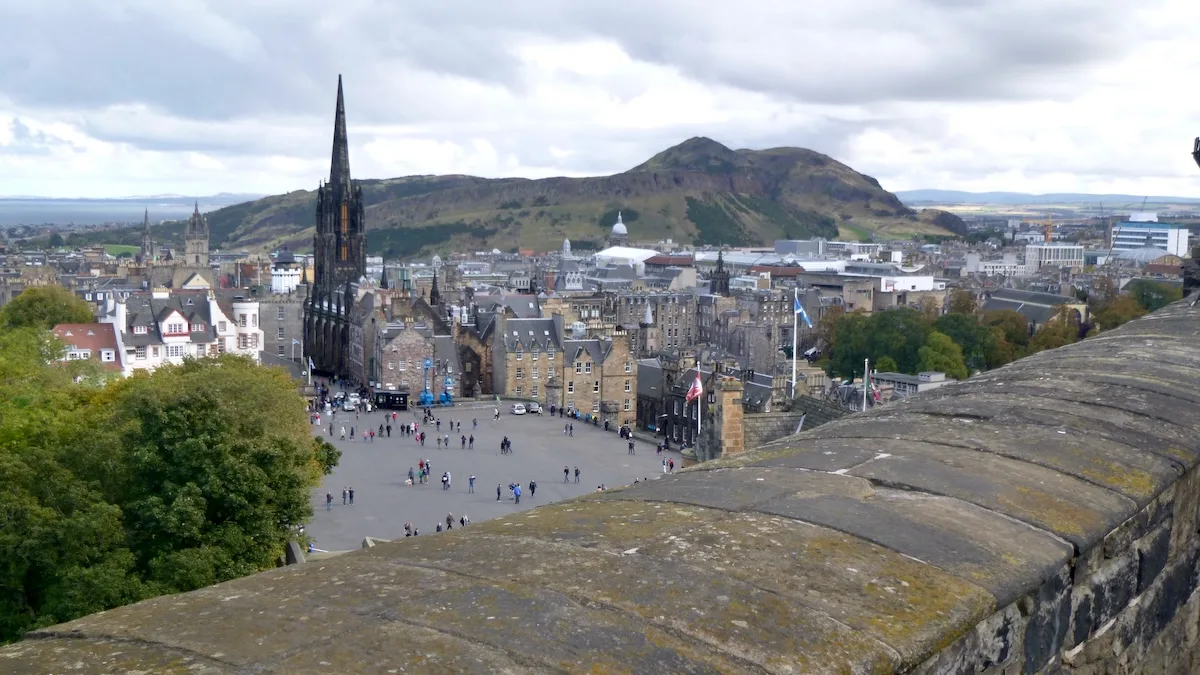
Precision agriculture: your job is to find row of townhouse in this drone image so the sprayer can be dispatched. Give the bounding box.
[52,287,265,376]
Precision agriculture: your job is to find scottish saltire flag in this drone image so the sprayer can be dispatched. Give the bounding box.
[793,295,813,328]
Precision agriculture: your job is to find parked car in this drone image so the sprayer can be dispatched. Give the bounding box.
[510,403,527,415]
[525,401,541,414]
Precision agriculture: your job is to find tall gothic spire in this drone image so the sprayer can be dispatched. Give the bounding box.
[143,208,149,232]
[329,75,351,196]
[429,269,441,307]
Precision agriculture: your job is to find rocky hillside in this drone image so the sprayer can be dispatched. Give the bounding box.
[135,138,967,257]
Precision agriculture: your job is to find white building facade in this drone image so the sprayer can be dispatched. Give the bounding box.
[1110,218,1190,257]
[101,288,264,374]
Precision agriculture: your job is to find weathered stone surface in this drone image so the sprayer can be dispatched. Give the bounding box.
[4,299,1200,674]
[844,440,1135,549]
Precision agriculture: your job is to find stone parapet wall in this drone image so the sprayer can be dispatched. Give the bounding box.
[3,299,1199,673]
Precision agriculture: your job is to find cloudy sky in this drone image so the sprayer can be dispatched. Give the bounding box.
[1,0,1198,198]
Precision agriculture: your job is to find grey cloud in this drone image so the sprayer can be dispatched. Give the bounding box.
[0,117,77,155]
[0,0,1148,124]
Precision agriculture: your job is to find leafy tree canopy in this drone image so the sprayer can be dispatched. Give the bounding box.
[0,331,335,643]
[0,285,93,330]
[917,330,969,380]
[1126,279,1182,313]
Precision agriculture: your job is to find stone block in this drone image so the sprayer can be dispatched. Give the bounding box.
[1168,467,1200,562]
[1067,548,1137,649]
[1103,484,1174,559]
[1135,522,1171,594]
[914,603,1024,675]
[1023,566,1072,674]
[285,540,305,565]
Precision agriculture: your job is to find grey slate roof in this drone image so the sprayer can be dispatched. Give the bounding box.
[500,318,562,352]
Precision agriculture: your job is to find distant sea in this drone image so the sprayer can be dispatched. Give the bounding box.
[0,196,260,227]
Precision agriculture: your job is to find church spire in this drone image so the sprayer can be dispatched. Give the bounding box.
[329,74,351,196]
[429,269,441,307]
[143,208,149,231]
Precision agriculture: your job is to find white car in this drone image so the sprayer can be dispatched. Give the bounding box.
[342,402,355,412]
[348,393,361,405]
[510,403,527,415]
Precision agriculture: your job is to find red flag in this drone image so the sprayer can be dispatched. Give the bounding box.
[685,372,703,402]
[868,370,881,402]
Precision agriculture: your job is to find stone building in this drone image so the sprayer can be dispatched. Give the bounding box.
[560,329,637,425]
[183,203,209,267]
[304,76,368,380]
[617,292,697,355]
[256,283,308,363]
[377,322,435,393]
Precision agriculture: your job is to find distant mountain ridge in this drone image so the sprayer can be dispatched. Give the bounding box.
[896,189,1200,206]
[61,138,967,255]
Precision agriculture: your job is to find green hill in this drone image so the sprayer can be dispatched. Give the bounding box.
[93,138,967,257]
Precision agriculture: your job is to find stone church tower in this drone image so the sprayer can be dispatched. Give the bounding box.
[304,75,368,378]
[184,202,209,267]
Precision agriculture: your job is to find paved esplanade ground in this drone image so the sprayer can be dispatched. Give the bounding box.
[309,403,680,550]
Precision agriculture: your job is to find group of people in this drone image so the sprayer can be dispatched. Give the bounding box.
[323,485,357,510]
[403,511,471,537]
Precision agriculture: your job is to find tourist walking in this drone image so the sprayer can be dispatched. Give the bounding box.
[529,480,537,497]
[496,483,502,501]
[574,466,580,483]
[468,475,476,493]
[342,486,348,505]
[564,465,570,482]
[513,483,522,504]
[348,486,355,505]
[326,492,332,510]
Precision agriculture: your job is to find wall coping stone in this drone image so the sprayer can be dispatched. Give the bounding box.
[3,298,1199,674]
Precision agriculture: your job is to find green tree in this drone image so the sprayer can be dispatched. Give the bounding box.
[1028,306,1081,353]
[932,313,994,372]
[917,330,969,380]
[47,232,65,248]
[0,339,337,643]
[0,285,94,330]
[947,288,977,315]
[1092,294,1147,330]
[1127,279,1182,312]
[828,307,931,378]
[874,355,899,372]
[982,309,1031,359]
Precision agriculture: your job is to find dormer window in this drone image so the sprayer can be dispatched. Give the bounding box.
[166,322,185,334]
[191,323,204,332]
[134,326,148,335]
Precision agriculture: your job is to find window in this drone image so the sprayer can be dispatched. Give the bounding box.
[585,362,592,374]
[515,386,523,397]
[134,325,147,335]
[101,350,114,362]
[166,322,185,334]
[625,361,632,373]
[674,401,680,415]
[239,335,248,349]
[250,334,258,348]
[531,385,538,397]
[532,367,538,380]
[624,398,631,412]
[516,368,523,380]
[195,345,205,357]
[238,314,247,327]
[532,347,539,361]
[191,323,204,332]
[399,359,407,371]
[547,348,554,360]
[151,347,159,357]
[277,307,285,320]
[568,381,574,394]
[277,327,285,340]
[593,380,599,393]
[592,400,599,413]
[516,348,522,361]
[136,345,146,360]
[624,380,631,392]
[278,345,286,357]
[219,321,227,332]
[575,362,582,374]
[251,314,257,327]
[166,344,185,358]
[388,361,394,370]
[401,379,409,387]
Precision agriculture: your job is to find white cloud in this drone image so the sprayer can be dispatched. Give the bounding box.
[0,0,1197,198]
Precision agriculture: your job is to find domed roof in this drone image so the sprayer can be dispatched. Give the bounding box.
[431,254,443,268]
[1116,246,1171,263]
[611,211,628,236]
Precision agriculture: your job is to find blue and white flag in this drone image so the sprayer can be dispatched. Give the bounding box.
[292,338,301,345]
[793,295,813,328]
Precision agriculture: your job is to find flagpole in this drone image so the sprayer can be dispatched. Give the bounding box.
[791,288,798,399]
[863,358,869,411]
